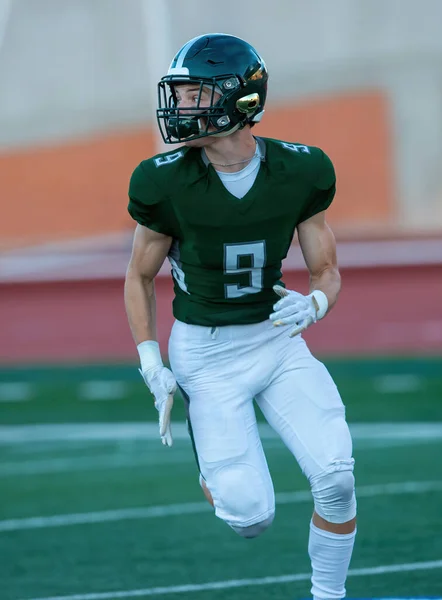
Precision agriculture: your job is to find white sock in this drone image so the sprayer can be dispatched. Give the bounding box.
[308,520,356,600]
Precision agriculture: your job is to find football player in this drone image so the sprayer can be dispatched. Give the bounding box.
[125,33,356,600]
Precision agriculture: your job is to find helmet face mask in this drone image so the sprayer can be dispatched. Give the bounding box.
[156,34,268,144]
[157,77,232,143]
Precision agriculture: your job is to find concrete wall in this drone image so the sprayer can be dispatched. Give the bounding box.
[1,0,441,228]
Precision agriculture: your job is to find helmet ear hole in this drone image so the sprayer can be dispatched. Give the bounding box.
[236,93,260,115]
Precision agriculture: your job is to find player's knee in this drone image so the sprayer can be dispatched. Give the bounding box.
[199,474,214,506]
[230,513,274,538]
[212,463,274,531]
[311,466,356,524]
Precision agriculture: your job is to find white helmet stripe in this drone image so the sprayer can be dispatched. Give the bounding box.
[169,34,205,73]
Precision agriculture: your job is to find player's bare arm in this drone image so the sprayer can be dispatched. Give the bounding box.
[125,224,176,446]
[124,223,172,344]
[297,209,341,310]
[270,210,340,337]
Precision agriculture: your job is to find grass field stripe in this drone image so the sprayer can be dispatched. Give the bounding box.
[2,479,442,533]
[20,559,442,600]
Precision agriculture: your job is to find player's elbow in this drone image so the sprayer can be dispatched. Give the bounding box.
[328,265,341,289]
[331,266,342,297]
[310,265,341,289]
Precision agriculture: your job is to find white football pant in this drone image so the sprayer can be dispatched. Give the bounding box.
[168,319,356,534]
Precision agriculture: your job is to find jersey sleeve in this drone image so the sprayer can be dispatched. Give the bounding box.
[127,162,175,235]
[299,150,336,223]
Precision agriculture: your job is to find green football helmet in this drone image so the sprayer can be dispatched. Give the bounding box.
[157,33,268,143]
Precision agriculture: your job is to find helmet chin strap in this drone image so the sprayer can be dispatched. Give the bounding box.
[210,123,242,138]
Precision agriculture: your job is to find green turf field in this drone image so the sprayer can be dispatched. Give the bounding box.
[1,357,442,600]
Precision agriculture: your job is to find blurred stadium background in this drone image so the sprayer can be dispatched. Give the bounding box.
[1,1,442,599]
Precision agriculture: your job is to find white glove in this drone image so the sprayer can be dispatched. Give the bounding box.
[137,341,177,447]
[269,285,328,337]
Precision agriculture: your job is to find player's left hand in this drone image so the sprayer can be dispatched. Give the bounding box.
[270,285,328,337]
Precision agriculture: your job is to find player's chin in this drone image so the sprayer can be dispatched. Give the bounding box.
[184,134,216,148]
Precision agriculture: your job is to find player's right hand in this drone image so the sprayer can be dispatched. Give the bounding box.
[139,366,176,446]
[137,340,177,447]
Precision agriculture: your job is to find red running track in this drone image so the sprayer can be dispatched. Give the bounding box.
[1,265,441,364]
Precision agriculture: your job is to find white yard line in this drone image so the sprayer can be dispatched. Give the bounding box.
[1,435,441,477]
[0,451,193,476]
[2,422,442,444]
[19,559,442,600]
[0,423,441,478]
[0,383,33,402]
[373,374,424,394]
[1,480,441,533]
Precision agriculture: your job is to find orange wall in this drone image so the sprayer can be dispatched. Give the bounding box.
[259,91,395,228]
[0,90,394,250]
[0,131,156,250]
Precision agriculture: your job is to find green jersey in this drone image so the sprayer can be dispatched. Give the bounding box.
[128,137,335,326]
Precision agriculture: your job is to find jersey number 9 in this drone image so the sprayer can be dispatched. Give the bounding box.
[224,241,266,299]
